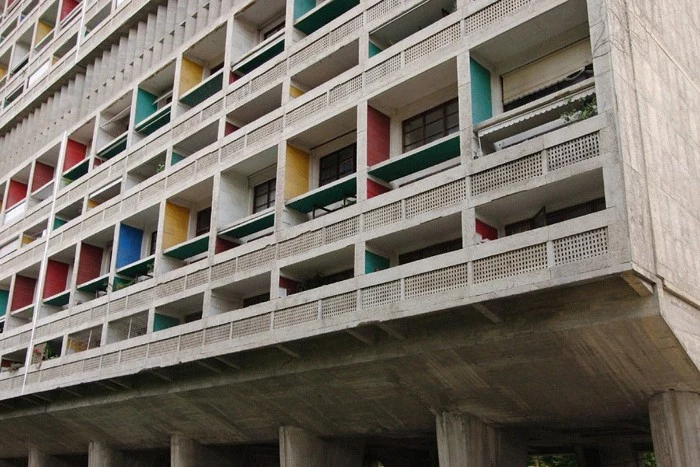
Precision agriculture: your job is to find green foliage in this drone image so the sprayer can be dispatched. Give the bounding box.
[562,95,597,122]
[643,452,657,467]
[528,454,578,467]
[156,162,166,173]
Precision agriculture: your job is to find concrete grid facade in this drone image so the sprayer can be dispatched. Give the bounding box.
[0,0,696,463]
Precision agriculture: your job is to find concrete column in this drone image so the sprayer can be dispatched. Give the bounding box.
[88,441,124,467]
[279,426,364,467]
[171,434,228,467]
[28,448,49,467]
[171,435,199,467]
[598,443,639,467]
[436,412,528,467]
[649,391,700,467]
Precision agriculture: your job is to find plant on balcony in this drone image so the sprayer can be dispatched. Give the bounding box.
[562,95,597,122]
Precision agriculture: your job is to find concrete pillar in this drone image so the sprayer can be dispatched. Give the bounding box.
[598,443,638,467]
[88,441,124,467]
[436,412,528,467]
[171,434,229,467]
[171,435,199,467]
[279,426,364,467]
[649,391,700,467]
[28,448,49,467]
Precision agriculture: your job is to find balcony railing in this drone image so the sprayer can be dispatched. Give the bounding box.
[0,207,618,399]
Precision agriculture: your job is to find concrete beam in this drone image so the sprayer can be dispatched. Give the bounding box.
[436,412,527,466]
[472,302,504,323]
[88,441,124,467]
[649,391,700,467]
[621,272,654,297]
[279,426,364,467]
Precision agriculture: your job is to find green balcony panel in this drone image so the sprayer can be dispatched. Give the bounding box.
[0,289,8,317]
[368,135,460,182]
[294,0,316,20]
[53,217,68,230]
[163,235,210,260]
[62,158,89,181]
[76,274,110,294]
[471,59,492,124]
[96,133,128,160]
[154,313,180,332]
[44,290,70,307]
[135,88,158,124]
[286,176,357,214]
[294,0,360,35]
[134,106,171,136]
[233,39,285,77]
[220,211,274,240]
[365,251,390,274]
[116,256,155,278]
[179,71,223,107]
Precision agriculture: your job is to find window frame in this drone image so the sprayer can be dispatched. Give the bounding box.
[402,98,459,152]
[318,144,357,187]
[195,207,212,236]
[252,178,276,213]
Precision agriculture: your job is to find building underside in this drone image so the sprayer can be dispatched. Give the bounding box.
[0,276,696,464]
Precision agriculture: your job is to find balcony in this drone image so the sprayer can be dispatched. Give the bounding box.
[219,209,275,242]
[133,62,175,136]
[2,208,620,398]
[178,25,226,108]
[369,133,459,183]
[161,178,213,263]
[286,175,356,215]
[231,30,284,78]
[294,0,359,35]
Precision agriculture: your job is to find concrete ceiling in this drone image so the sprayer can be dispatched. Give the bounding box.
[0,278,697,457]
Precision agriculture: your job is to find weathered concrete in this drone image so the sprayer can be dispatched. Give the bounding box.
[649,391,700,467]
[436,412,527,466]
[279,426,364,467]
[28,449,49,467]
[88,441,123,467]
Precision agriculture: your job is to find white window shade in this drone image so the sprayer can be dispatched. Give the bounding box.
[502,39,592,104]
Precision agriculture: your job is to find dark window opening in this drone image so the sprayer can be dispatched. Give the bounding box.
[184,311,203,323]
[503,64,594,112]
[319,145,356,186]
[196,207,212,236]
[399,238,462,265]
[505,197,605,236]
[253,178,276,213]
[210,62,224,75]
[402,98,459,152]
[243,293,269,307]
[263,21,285,40]
[297,269,354,292]
[149,231,157,256]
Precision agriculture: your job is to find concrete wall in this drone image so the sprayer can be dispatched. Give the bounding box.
[603,0,700,301]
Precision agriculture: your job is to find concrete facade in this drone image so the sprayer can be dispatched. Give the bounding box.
[0,0,696,464]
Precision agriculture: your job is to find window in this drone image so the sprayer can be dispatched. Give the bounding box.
[505,198,605,236]
[149,231,157,256]
[403,98,459,152]
[398,238,462,265]
[319,145,356,187]
[253,178,276,213]
[263,20,285,40]
[243,293,269,307]
[196,208,211,236]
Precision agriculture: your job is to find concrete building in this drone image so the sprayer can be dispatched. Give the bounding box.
[0,0,696,463]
